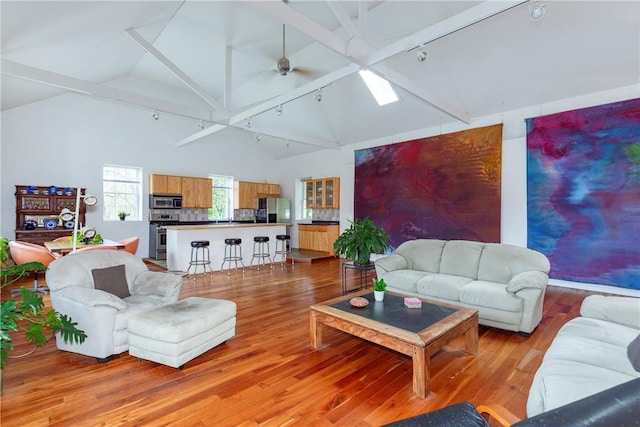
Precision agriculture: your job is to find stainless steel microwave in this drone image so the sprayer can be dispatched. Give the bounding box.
[150,195,182,209]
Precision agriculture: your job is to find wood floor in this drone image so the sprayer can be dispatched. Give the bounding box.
[1,258,597,426]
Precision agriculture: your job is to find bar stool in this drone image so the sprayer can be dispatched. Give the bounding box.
[221,238,244,273]
[274,234,293,266]
[187,240,213,277]
[251,236,273,269]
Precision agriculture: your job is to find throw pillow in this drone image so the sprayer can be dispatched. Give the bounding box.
[91,264,130,299]
[628,334,640,372]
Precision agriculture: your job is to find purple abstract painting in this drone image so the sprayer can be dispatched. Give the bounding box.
[527,98,640,290]
[354,124,502,249]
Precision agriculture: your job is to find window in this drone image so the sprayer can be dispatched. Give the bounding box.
[296,178,312,220]
[103,165,143,221]
[209,175,234,220]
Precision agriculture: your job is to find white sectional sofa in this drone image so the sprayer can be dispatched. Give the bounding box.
[374,239,551,334]
[526,294,640,416]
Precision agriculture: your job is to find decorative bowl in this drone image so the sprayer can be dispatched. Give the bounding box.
[349,296,369,308]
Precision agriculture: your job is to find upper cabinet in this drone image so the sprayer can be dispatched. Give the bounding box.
[150,174,212,209]
[234,181,280,209]
[305,177,340,209]
[150,174,182,195]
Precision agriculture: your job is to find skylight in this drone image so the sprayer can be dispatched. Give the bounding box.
[358,70,399,106]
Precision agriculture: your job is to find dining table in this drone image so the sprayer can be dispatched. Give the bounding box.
[44,239,125,255]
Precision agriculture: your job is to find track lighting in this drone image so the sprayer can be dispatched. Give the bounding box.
[152,110,159,120]
[198,120,204,130]
[283,140,290,148]
[245,118,251,129]
[255,133,262,142]
[275,105,283,116]
[417,50,428,62]
[313,89,322,102]
[529,1,545,21]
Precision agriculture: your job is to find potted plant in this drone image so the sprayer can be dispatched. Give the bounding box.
[118,211,130,221]
[372,277,387,302]
[0,238,87,373]
[333,218,390,265]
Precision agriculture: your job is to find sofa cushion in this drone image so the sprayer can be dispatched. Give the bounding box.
[91,264,131,299]
[478,243,550,283]
[459,281,522,312]
[382,270,427,295]
[395,239,446,272]
[439,240,483,279]
[417,274,472,302]
[581,295,640,329]
[628,334,640,372]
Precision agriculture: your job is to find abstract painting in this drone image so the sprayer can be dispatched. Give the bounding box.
[354,124,502,249]
[527,98,640,290]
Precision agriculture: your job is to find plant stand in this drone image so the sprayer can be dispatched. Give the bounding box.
[341,261,375,294]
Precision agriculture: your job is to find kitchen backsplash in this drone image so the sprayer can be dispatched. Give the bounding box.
[312,208,340,222]
[178,209,210,222]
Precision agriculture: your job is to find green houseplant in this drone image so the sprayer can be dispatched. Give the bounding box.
[333,218,390,265]
[0,238,87,369]
[372,277,387,302]
[118,211,130,221]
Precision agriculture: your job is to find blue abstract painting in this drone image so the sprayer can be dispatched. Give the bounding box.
[527,98,640,290]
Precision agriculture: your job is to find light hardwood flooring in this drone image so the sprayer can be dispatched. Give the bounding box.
[1,258,596,426]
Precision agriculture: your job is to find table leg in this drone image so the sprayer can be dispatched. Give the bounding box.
[342,263,347,295]
[464,324,478,355]
[412,346,429,398]
[309,310,323,348]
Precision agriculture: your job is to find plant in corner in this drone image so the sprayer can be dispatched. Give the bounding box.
[0,237,87,370]
[118,211,130,221]
[333,217,390,265]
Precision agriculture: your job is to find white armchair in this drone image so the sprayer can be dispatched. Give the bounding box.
[45,250,182,362]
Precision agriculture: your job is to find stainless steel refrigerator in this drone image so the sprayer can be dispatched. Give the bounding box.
[257,198,291,223]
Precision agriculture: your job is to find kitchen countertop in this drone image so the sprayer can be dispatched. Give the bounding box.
[163,222,292,230]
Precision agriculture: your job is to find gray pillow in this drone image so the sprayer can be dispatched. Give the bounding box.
[91,264,130,299]
[628,334,640,372]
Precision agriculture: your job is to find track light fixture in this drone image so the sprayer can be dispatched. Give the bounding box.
[245,118,251,129]
[529,0,545,21]
[283,140,290,148]
[198,120,204,130]
[275,105,283,116]
[313,89,322,102]
[152,110,159,120]
[255,133,262,142]
[417,50,428,62]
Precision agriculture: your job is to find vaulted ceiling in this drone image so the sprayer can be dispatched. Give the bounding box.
[2,1,639,158]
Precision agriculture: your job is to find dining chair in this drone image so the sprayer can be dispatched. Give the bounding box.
[118,237,139,255]
[8,240,57,294]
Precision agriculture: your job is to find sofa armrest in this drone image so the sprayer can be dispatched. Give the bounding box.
[54,286,127,310]
[131,271,182,297]
[580,295,640,329]
[506,271,548,293]
[374,254,408,274]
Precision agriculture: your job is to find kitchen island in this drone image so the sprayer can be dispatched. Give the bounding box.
[164,223,292,272]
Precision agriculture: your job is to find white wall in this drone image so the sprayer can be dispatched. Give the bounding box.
[1,93,283,256]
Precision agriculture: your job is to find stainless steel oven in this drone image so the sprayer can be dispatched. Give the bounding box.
[149,213,179,260]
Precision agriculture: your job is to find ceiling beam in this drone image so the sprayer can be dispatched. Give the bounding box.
[0,59,217,122]
[124,28,225,112]
[327,1,360,39]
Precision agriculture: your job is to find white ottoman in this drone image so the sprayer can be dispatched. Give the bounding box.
[128,297,236,368]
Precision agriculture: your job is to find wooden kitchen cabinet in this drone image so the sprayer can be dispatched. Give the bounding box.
[234,181,280,209]
[150,174,182,195]
[298,224,339,254]
[181,177,212,208]
[304,177,340,209]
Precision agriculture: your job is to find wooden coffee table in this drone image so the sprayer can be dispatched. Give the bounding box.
[309,290,478,398]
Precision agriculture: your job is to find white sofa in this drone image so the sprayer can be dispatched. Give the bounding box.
[527,294,640,416]
[374,239,551,333]
[46,250,183,361]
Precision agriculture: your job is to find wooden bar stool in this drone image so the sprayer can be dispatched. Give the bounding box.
[221,238,244,274]
[250,236,272,270]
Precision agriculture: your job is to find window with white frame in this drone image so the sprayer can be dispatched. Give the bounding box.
[103,165,143,221]
[297,178,312,220]
[209,175,234,220]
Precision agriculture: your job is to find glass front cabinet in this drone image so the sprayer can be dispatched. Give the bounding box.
[305,178,340,209]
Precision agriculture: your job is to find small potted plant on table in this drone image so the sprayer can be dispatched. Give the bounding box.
[372,277,387,302]
[118,211,130,221]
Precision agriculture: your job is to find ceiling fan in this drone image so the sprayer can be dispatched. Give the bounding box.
[277,24,291,76]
